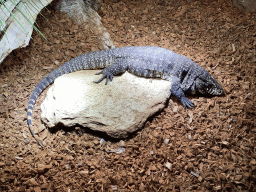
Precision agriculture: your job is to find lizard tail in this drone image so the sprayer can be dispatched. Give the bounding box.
[27,56,83,146]
[27,71,60,147]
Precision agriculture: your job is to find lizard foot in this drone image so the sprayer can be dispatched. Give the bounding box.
[180,97,194,109]
[94,70,114,85]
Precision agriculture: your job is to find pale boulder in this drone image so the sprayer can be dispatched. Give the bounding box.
[41,70,172,138]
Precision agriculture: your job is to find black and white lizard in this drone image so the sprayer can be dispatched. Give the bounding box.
[27,46,224,146]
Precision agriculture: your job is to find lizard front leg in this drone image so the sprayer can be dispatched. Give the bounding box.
[163,74,195,109]
[171,80,194,108]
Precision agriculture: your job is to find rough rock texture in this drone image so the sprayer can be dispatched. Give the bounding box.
[56,0,114,50]
[232,0,256,12]
[41,70,172,138]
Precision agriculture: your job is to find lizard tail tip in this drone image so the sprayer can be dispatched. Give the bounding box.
[28,124,44,148]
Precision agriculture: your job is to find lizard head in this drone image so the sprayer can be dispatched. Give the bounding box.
[187,72,225,96]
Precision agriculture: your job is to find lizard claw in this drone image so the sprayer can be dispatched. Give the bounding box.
[180,97,194,109]
[95,71,103,75]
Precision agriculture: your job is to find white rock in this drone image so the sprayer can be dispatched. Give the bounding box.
[41,70,172,138]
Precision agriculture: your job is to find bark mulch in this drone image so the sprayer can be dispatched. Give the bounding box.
[0,0,255,191]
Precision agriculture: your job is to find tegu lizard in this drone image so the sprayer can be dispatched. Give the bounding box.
[27,46,224,146]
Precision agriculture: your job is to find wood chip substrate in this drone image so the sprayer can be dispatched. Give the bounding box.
[0,0,255,191]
